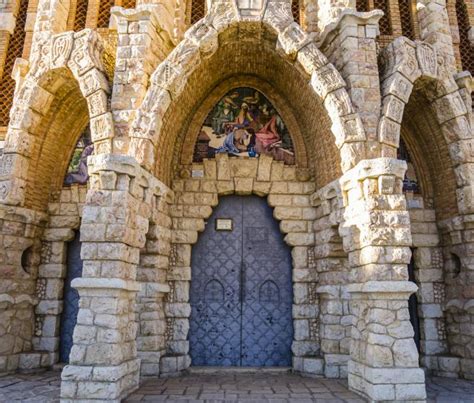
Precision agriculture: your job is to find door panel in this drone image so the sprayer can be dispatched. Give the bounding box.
[59,231,83,363]
[241,197,293,366]
[189,197,243,366]
[189,196,293,367]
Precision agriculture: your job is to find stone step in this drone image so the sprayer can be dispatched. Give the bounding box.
[188,366,292,374]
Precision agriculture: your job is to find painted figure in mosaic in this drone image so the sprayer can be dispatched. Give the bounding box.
[194,87,294,164]
[64,129,93,185]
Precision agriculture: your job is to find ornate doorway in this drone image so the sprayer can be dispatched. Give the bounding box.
[59,231,83,363]
[189,196,293,366]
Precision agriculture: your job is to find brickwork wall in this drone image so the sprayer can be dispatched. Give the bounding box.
[401,92,459,220]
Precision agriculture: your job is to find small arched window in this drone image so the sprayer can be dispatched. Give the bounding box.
[97,0,114,28]
[456,0,474,74]
[190,0,206,25]
[0,0,28,126]
[398,0,416,40]
[73,0,88,31]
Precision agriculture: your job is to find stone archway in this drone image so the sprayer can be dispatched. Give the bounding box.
[380,36,474,380]
[0,29,111,208]
[0,29,110,375]
[128,0,368,180]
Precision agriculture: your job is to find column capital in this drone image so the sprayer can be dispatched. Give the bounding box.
[347,281,418,298]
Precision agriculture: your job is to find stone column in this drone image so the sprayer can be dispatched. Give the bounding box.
[416,0,457,73]
[110,5,174,153]
[60,155,152,402]
[340,158,427,402]
[318,9,383,157]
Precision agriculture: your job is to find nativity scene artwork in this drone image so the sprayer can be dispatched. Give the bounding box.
[193,88,295,165]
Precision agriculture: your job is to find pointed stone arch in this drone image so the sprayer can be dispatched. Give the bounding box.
[0,29,112,210]
[379,36,473,215]
[129,0,367,185]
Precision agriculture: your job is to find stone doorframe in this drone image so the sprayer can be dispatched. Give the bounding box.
[160,153,322,374]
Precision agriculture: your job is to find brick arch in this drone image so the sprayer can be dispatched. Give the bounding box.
[380,36,473,215]
[400,92,459,219]
[129,0,366,186]
[177,75,310,172]
[0,29,111,209]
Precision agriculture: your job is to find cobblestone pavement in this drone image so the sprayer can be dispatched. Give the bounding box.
[1,370,474,402]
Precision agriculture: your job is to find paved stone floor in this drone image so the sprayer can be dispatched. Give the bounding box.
[0,370,474,402]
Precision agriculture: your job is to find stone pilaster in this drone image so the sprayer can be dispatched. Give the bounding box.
[312,182,352,378]
[59,155,164,402]
[417,0,457,73]
[110,5,174,153]
[136,195,172,376]
[439,215,474,380]
[318,10,384,157]
[340,158,427,401]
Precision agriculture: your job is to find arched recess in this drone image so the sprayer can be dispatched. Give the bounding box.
[129,0,368,185]
[0,29,112,210]
[21,68,90,210]
[178,76,309,168]
[382,37,473,377]
[380,37,471,213]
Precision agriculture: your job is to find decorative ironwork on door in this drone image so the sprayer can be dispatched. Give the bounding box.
[190,196,293,366]
[59,231,83,363]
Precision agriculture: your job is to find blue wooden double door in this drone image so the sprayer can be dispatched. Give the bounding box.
[189,196,293,367]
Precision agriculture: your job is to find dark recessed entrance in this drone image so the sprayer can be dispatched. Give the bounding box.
[189,196,293,366]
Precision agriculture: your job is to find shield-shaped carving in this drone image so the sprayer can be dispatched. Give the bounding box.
[51,33,74,69]
[416,42,437,79]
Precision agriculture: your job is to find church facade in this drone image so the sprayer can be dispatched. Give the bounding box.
[0,0,473,401]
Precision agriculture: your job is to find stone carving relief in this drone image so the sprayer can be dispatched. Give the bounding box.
[51,33,74,70]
